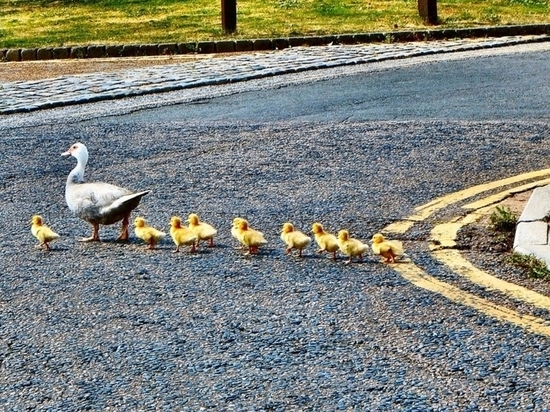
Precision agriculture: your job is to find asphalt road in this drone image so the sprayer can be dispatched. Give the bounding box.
[1,44,550,410]
[119,45,550,123]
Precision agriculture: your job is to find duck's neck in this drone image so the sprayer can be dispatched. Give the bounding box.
[67,157,86,185]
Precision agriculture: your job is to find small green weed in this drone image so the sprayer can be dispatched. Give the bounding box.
[489,206,518,232]
[506,253,550,279]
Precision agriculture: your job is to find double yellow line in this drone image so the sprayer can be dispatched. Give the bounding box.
[384,169,550,336]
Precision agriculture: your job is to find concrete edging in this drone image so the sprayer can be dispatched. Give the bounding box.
[513,185,550,267]
[2,23,550,62]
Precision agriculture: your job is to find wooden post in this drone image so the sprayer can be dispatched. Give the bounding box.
[222,0,237,33]
[418,0,437,25]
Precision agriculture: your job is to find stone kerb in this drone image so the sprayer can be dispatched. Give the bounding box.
[2,24,550,63]
[514,185,550,267]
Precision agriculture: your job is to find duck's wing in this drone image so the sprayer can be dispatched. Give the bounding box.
[67,181,149,224]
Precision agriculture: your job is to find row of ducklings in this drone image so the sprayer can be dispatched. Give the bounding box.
[31,214,404,264]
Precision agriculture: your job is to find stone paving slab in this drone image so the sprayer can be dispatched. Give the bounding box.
[0,35,548,115]
[518,185,550,221]
[514,185,550,267]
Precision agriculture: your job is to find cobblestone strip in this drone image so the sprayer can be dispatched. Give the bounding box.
[0,35,547,115]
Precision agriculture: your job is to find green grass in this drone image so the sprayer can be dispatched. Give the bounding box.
[507,252,550,279]
[489,205,518,232]
[0,0,549,48]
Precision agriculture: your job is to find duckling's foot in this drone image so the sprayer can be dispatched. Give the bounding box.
[79,236,100,242]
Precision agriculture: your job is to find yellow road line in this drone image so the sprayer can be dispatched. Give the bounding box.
[381,171,550,335]
[462,178,550,210]
[433,249,550,312]
[385,169,550,234]
[396,262,550,336]
[429,205,494,250]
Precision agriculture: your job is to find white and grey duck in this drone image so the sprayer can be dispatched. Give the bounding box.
[62,142,150,242]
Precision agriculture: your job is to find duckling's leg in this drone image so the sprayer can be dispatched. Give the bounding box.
[381,251,395,263]
[117,214,130,241]
[208,237,214,248]
[42,242,51,251]
[332,251,337,260]
[80,222,100,242]
[297,248,303,258]
[173,245,180,253]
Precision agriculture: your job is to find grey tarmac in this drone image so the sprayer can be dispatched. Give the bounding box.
[1,37,550,411]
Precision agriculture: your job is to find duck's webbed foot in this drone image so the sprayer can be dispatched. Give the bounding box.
[116,215,130,241]
[80,222,100,242]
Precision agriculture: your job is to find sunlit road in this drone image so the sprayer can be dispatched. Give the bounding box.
[1,42,550,410]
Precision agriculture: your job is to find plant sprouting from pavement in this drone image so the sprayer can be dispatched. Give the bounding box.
[490,206,517,232]
[506,253,550,279]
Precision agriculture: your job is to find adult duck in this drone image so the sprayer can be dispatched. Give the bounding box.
[62,142,149,242]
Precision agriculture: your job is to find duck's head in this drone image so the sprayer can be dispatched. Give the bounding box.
[281,222,294,233]
[232,217,244,227]
[311,222,324,234]
[31,215,43,226]
[338,230,350,241]
[188,213,199,225]
[371,233,385,244]
[238,219,249,230]
[170,216,182,228]
[134,217,146,228]
[62,142,88,162]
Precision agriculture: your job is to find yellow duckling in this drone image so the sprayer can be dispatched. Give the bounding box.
[170,216,198,253]
[234,219,268,255]
[337,229,369,264]
[280,222,311,258]
[188,213,217,248]
[31,215,60,251]
[312,222,339,260]
[133,217,166,250]
[371,233,404,263]
[231,217,265,249]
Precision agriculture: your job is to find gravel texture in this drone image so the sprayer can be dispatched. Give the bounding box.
[2,116,550,410]
[2,45,550,410]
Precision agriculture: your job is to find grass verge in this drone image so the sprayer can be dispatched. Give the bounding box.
[0,0,549,48]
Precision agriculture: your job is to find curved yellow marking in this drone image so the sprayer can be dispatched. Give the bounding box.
[429,221,462,250]
[395,262,550,336]
[381,170,550,335]
[463,178,550,210]
[385,169,550,234]
[433,249,550,312]
[429,205,495,250]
